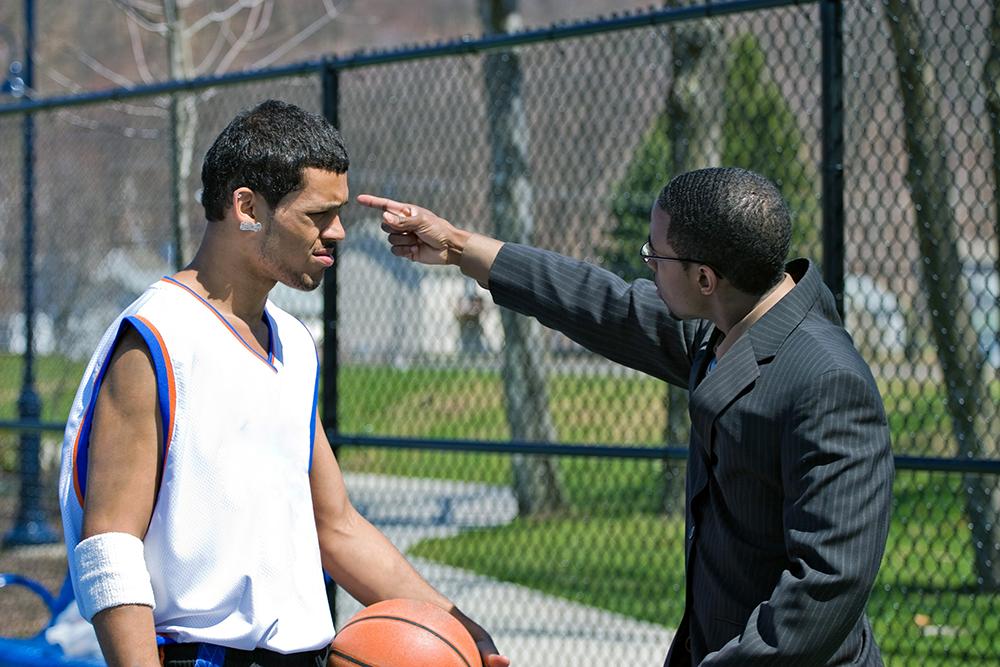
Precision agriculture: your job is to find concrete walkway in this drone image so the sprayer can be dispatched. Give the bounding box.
[338,473,674,666]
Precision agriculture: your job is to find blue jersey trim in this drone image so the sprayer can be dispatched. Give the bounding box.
[75,317,171,502]
[308,346,320,472]
[263,308,278,365]
[125,316,172,456]
[195,643,227,667]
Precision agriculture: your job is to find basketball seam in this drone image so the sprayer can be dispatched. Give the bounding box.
[329,648,375,667]
[337,614,474,667]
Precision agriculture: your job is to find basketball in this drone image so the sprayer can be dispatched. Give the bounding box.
[329,598,482,667]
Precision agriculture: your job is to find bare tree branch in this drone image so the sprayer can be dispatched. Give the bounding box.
[213,1,267,73]
[111,0,165,16]
[182,0,267,39]
[192,28,229,76]
[248,0,273,41]
[126,15,158,84]
[75,48,136,87]
[42,64,85,93]
[110,0,167,32]
[55,109,161,138]
[250,2,339,69]
[45,63,169,122]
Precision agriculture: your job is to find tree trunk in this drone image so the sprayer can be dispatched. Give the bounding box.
[885,0,1000,589]
[480,0,564,515]
[987,2,1000,286]
[164,0,198,268]
[659,9,724,515]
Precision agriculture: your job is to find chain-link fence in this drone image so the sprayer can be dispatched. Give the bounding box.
[1,1,998,665]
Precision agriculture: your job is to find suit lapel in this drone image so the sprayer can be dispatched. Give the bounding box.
[687,259,823,466]
[690,336,759,460]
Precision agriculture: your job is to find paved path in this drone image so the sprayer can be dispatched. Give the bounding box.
[338,473,674,666]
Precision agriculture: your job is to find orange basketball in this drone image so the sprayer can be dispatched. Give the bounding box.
[329,598,482,667]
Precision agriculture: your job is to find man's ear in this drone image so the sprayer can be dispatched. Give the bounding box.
[233,188,262,232]
[697,266,718,295]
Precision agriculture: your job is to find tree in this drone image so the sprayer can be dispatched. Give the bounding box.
[722,34,819,256]
[885,0,999,589]
[479,0,565,515]
[607,34,818,278]
[106,0,342,265]
[606,12,725,514]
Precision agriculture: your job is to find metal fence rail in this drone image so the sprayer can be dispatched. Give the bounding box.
[0,0,997,664]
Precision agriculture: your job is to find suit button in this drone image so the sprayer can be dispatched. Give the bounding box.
[688,524,696,541]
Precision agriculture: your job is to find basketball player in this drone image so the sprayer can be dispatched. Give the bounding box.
[58,100,509,667]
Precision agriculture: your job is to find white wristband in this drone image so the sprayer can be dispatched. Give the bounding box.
[72,532,156,621]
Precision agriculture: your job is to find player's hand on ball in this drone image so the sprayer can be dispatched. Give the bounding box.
[450,607,510,667]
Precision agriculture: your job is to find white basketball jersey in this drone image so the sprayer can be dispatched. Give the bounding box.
[59,277,334,653]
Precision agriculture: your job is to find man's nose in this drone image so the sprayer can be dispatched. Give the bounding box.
[321,216,345,242]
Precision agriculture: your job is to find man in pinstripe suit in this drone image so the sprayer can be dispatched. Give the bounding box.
[359,167,894,666]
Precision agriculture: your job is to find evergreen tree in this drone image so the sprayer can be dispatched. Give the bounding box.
[607,33,819,280]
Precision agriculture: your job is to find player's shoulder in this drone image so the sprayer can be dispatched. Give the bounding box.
[126,278,199,319]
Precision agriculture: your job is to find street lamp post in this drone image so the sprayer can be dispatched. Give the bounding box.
[4,0,58,547]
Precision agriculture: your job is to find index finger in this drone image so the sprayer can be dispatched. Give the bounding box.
[356,194,413,217]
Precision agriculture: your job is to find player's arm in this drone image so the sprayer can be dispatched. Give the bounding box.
[702,369,894,665]
[309,417,509,666]
[79,326,161,667]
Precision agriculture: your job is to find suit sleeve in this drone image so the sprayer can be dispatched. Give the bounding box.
[488,243,704,387]
[702,368,894,665]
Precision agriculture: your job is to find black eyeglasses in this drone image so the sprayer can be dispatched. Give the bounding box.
[639,239,723,277]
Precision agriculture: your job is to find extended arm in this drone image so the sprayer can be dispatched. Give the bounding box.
[309,421,509,666]
[356,194,704,387]
[80,327,161,667]
[702,369,894,665]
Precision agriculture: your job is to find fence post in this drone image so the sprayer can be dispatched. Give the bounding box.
[168,95,183,270]
[820,0,845,319]
[320,61,341,625]
[5,0,58,547]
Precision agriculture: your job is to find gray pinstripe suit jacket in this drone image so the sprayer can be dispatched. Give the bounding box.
[488,245,894,666]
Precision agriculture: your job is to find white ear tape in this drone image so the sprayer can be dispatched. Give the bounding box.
[72,532,156,621]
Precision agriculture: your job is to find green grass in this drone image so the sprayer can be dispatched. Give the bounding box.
[0,353,87,471]
[336,365,999,665]
[867,471,1000,666]
[0,353,87,422]
[413,514,687,625]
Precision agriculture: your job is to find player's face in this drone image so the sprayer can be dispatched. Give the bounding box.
[647,205,700,321]
[258,168,348,291]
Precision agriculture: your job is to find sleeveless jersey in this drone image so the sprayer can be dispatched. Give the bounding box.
[58,277,334,653]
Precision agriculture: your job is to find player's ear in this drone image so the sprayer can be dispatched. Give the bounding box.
[233,188,262,233]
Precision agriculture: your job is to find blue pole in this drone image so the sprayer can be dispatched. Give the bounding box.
[821,0,845,319]
[5,0,57,547]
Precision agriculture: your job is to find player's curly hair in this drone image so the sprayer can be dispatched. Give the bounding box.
[656,167,791,295]
[201,99,349,222]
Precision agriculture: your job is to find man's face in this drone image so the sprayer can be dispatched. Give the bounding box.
[647,205,699,321]
[256,167,348,291]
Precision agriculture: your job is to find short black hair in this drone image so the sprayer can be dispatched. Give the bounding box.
[656,167,790,295]
[201,99,349,222]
